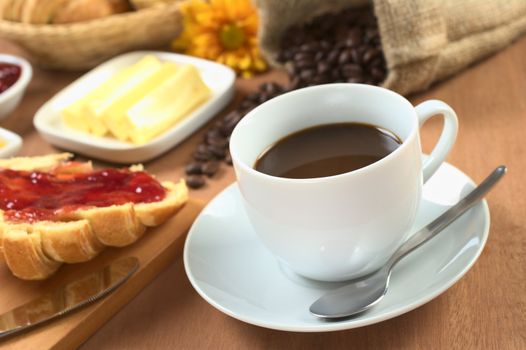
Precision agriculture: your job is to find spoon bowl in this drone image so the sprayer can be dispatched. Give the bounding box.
[310,265,391,319]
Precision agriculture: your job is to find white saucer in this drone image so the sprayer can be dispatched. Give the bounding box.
[184,162,490,332]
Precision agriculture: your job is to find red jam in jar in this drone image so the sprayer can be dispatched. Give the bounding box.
[0,62,22,94]
[0,168,167,222]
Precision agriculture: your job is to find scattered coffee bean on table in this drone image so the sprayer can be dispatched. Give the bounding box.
[185,82,286,189]
[202,160,220,177]
[186,174,206,189]
[185,162,202,175]
[276,6,387,89]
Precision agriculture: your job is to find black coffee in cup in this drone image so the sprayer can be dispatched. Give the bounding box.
[254,122,401,179]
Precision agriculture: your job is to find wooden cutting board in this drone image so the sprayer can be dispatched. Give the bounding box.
[0,199,204,350]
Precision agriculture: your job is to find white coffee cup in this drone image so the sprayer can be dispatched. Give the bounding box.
[230,84,458,282]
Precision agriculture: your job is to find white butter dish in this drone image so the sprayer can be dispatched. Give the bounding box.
[34,51,235,164]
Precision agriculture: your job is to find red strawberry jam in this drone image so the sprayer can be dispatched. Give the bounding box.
[0,168,166,222]
[0,63,21,94]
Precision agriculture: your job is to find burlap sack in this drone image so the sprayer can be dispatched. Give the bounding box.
[255,0,526,95]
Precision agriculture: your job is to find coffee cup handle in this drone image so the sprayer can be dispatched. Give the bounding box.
[415,100,459,183]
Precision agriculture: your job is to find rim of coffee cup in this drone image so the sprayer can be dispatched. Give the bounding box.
[230,83,419,182]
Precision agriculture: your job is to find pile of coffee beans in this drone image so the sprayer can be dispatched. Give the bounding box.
[185,82,286,188]
[185,6,386,189]
[276,6,386,89]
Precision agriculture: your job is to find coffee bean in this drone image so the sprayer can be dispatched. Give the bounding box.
[205,128,223,141]
[369,57,385,69]
[246,92,260,102]
[330,69,341,80]
[294,52,312,62]
[286,63,299,76]
[202,161,220,177]
[312,75,328,85]
[300,69,316,81]
[234,109,247,121]
[299,43,315,52]
[192,150,211,162]
[351,47,362,64]
[370,67,386,81]
[206,135,228,148]
[196,143,208,153]
[186,175,205,189]
[261,82,281,95]
[346,28,363,47]
[258,93,269,104]
[363,48,380,64]
[239,99,255,111]
[320,40,331,51]
[220,112,242,136]
[294,58,315,70]
[365,28,379,42]
[193,143,213,161]
[185,162,203,175]
[317,61,330,75]
[341,63,363,78]
[224,110,242,124]
[208,144,226,159]
[327,49,340,64]
[314,51,324,62]
[213,120,223,129]
[309,42,321,51]
[338,50,351,65]
[289,76,302,89]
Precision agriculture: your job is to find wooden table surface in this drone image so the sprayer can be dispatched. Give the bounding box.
[1,35,525,349]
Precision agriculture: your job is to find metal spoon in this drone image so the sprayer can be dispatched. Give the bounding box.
[310,165,507,320]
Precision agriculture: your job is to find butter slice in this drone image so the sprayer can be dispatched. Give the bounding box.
[62,90,95,133]
[103,62,179,141]
[62,56,162,136]
[125,64,211,144]
[84,55,162,136]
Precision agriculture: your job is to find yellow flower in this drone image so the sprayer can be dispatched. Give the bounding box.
[172,0,267,78]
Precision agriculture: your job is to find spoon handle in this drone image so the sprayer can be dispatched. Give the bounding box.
[388,166,507,266]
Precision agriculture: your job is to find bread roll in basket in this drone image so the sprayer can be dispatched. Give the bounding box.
[0,1,182,70]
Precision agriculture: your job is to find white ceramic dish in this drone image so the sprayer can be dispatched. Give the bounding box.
[184,162,490,332]
[0,127,22,158]
[34,51,236,164]
[0,54,32,120]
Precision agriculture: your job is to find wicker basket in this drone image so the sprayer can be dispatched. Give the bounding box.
[0,3,183,70]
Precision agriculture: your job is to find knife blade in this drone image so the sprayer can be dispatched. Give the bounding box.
[0,256,139,339]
